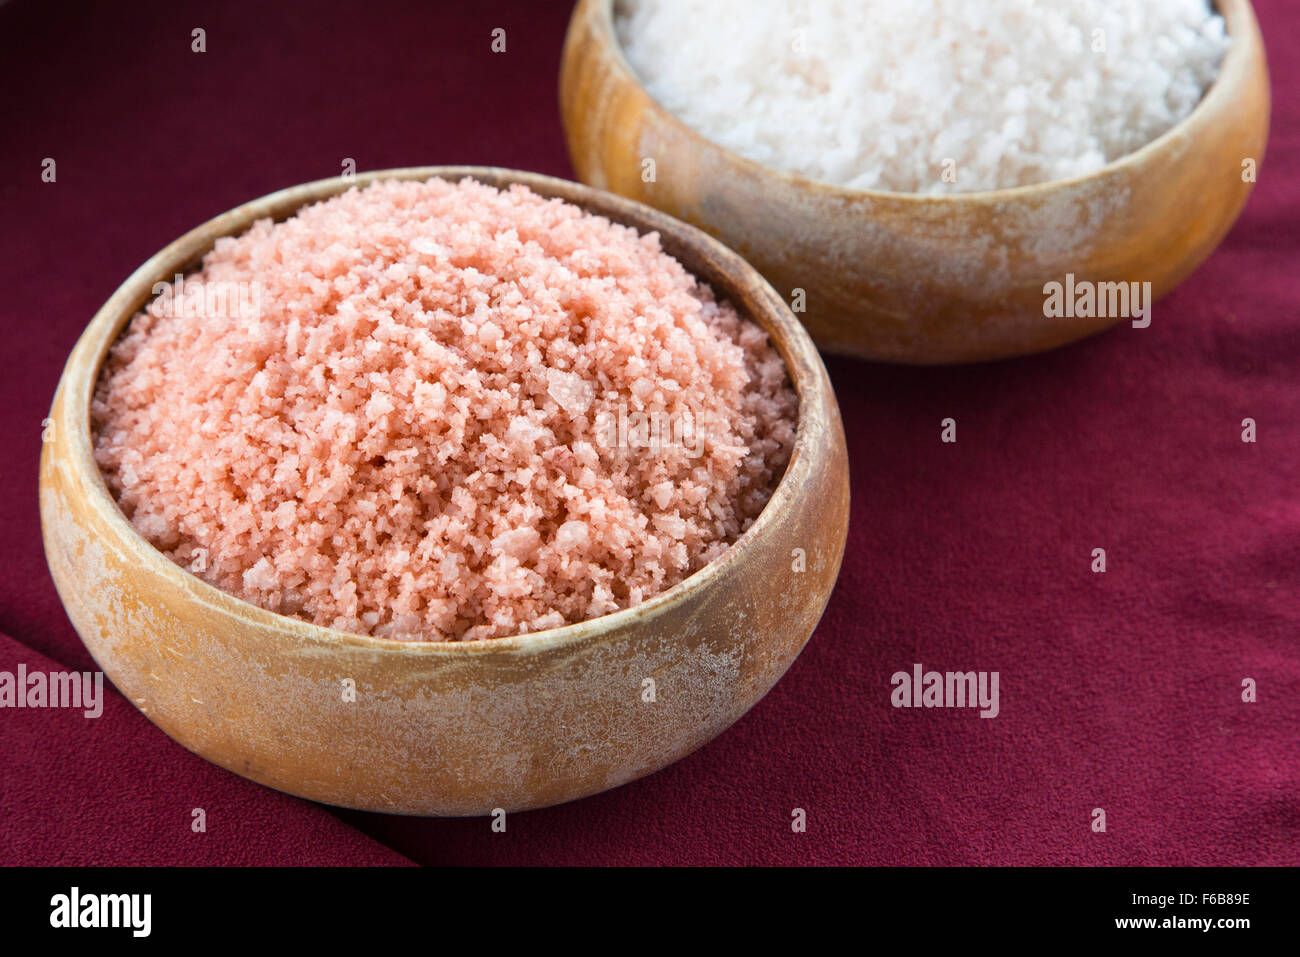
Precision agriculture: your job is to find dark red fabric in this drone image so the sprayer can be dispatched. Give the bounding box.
[2,0,1296,866]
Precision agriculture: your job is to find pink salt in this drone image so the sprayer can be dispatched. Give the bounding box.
[91,177,796,641]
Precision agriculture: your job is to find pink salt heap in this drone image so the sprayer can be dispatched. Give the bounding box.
[92,177,796,641]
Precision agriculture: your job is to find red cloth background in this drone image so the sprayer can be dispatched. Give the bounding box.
[1,0,1296,866]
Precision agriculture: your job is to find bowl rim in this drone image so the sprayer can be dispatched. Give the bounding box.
[593,0,1262,202]
[55,165,838,659]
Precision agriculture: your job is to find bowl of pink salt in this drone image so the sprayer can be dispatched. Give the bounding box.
[39,167,849,815]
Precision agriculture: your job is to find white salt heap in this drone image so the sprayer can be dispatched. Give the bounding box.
[616,0,1230,194]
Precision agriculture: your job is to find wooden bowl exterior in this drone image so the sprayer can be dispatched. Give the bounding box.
[39,167,849,816]
[560,0,1271,364]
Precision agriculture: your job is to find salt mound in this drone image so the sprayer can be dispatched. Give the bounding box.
[616,0,1229,194]
[92,177,797,641]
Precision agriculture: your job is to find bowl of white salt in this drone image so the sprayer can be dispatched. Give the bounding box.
[561,0,1270,363]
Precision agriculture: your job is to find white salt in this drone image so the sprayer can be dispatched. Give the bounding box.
[615,0,1230,194]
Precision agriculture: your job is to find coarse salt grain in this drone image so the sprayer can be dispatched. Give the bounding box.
[615,0,1230,194]
[92,177,797,642]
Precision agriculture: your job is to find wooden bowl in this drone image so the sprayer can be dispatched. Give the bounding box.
[38,167,848,816]
[560,0,1271,364]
